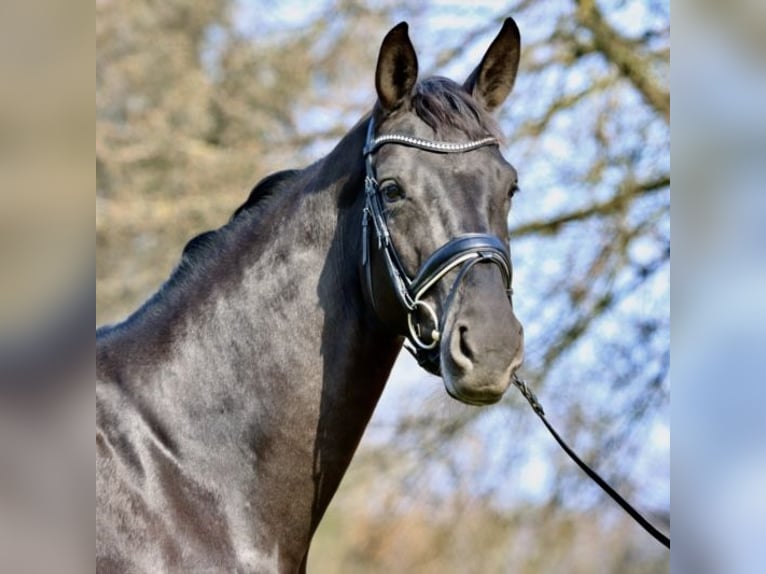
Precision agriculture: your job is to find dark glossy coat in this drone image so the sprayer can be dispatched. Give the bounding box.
[97,19,523,573]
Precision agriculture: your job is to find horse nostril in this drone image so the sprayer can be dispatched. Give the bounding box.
[458,325,474,362]
[448,323,475,372]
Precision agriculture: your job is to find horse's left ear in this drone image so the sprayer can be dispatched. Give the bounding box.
[463,17,521,112]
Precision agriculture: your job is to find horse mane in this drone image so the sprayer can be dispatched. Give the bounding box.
[177,168,301,265]
[412,77,504,142]
[98,168,303,336]
[230,169,301,221]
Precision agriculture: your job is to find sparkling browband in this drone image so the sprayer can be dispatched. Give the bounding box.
[364,134,498,156]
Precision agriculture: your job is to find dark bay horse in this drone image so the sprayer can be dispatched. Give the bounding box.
[97,19,524,573]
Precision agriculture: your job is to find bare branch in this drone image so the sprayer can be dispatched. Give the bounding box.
[515,75,616,138]
[510,175,669,237]
[574,0,669,121]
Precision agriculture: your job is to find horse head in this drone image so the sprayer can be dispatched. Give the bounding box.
[362,19,524,406]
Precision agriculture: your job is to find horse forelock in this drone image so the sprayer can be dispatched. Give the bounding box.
[411,77,503,142]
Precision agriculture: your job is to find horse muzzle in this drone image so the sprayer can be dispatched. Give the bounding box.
[438,263,524,405]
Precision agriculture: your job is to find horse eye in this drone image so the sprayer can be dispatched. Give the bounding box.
[508,183,520,198]
[381,182,405,202]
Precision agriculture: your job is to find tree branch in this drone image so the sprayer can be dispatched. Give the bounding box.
[510,175,669,237]
[515,75,616,138]
[574,0,669,121]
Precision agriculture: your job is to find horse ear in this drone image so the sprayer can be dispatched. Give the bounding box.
[463,17,521,112]
[375,22,418,113]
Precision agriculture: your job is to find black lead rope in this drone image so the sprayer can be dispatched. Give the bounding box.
[512,374,671,549]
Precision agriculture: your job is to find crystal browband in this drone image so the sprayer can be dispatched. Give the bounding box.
[363,133,498,156]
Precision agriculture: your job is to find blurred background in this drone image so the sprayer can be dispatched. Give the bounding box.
[96,0,669,571]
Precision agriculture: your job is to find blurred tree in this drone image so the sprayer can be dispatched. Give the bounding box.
[96,0,391,319]
[96,0,669,571]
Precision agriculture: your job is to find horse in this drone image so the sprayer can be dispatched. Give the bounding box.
[97,18,524,573]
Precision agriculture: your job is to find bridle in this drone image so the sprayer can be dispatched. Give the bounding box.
[360,117,511,373]
[359,116,671,550]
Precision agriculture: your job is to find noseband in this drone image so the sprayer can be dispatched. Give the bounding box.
[361,118,512,374]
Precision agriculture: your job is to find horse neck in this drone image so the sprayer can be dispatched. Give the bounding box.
[100,117,402,565]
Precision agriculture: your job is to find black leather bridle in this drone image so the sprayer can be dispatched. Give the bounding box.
[361,117,512,373]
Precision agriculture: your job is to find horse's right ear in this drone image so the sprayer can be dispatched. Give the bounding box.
[375,22,418,113]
